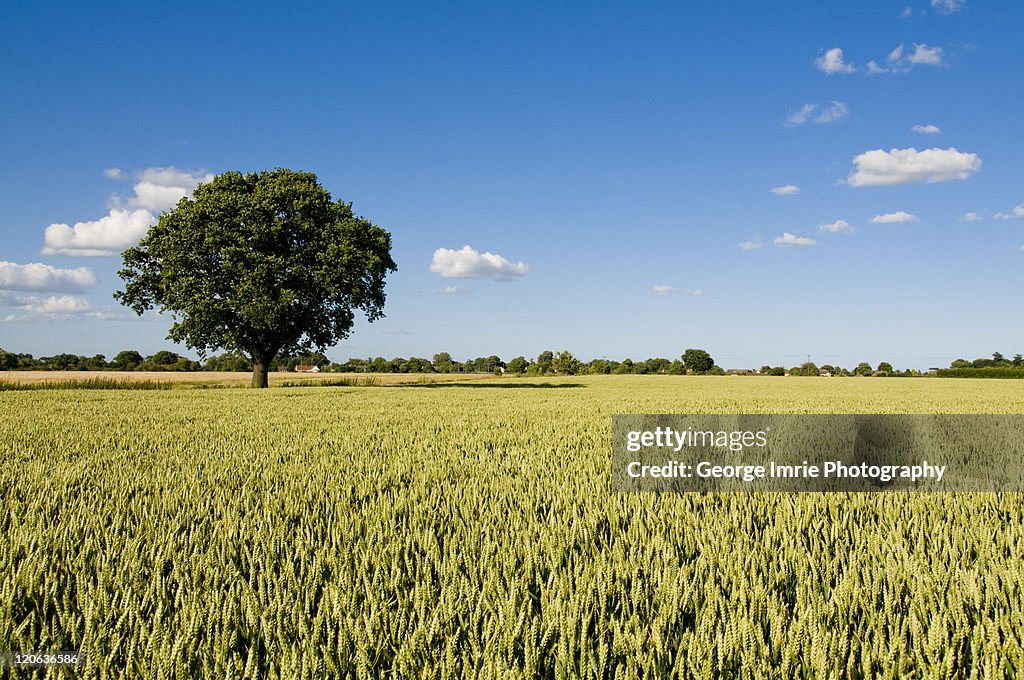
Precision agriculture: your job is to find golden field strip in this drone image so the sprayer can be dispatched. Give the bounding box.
[0,371,497,388]
[1,376,1023,677]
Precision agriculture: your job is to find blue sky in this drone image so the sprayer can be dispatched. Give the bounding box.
[1,0,1022,369]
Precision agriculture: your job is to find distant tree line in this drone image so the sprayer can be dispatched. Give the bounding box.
[3,347,1022,377]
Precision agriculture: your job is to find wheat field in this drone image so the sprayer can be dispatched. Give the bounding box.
[2,376,1022,677]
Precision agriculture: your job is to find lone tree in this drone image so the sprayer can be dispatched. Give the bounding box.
[115,169,397,387]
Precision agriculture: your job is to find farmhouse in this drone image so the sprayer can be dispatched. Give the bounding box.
[294,364,320,373]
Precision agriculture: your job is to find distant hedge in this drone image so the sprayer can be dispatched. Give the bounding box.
[934,367,1024,379]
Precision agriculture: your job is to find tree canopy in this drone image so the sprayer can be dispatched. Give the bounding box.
[115,169,397,387]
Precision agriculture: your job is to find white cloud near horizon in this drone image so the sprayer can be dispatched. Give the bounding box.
[770,184,800,196]
[429,286,472,295]
[961,212,982,222]
[995,205,1024,220]
[430,245,530,280]
[820,220,854,234]
[774,232,816,247]
[738,241,763,251]
[912,124,942,135]
[815,48,856,74]
[653,285,702,297]
[3,294,123,322]
[0,261,98,292]
[870,211,920,224]
[848,147,981,187]
[42,167,213,256]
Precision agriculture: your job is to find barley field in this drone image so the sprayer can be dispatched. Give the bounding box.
[2,376,1023,678]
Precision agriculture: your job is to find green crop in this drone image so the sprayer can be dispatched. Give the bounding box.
[1,376,1022,678]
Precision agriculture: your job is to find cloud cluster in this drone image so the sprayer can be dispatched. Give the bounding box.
[0,261,97,292]
[430,245,530,280]
[820,44,946,76]
[848,147,981,187]
[738,241,763,252]
[3,294,123,322]
[770,185,800,196]
[870,211,919,224]
[788,101,850,126]
[42,167,213,256]
[867,43,945,74]
[911,124,941,135]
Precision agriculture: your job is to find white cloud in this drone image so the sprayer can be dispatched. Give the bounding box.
[652,284,677,296]
[819,220,855,234]
[774,232,816,247]
[3,295,123,322]
[911,124,942,135]
[1015,205,1024,218]
[42,209,155,256]
[786,101,849,125]
[42,167,212,256]
[908,43,944,66]
[961,212,982,222]
[848,147,981,187]
[901,7,913,18]
[996,205,1024,220]
[870,211,919,224]
[786,104,817,125]
[682,289,703,297]
[126,167,214,212]
[429,286,472,295]
[738,241,763,251]
[815,101,849,124]
[815,48,856,75]
[430,245,530,280]
[873,43,946,73]
[932,0,965,14]
[866,61,888,75]
[770,185,800,196]
[0,261,97,292]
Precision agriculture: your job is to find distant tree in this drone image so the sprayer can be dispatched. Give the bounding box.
[854,362,873,377]
[793,362,819,377]
[682,348,714,374]
[536,351,554,374]
[202,352,252,371]
[552,350,583,375]
[950,358,971,369]
[668,360,686,375]
[588,359,611,375]
[432,352,453,373]
[708,365,725,376]
[877,362,894,375]
[506,356,529,374]
[767,367,786,376]
[613,358,634,374]
[112,350,144,370]
[760,365,772,375]
[1014,354,1023,367]
[820,364,835,375]
[992,352,1006,364]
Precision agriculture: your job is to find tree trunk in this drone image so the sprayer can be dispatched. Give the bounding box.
[251,355,271,388]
